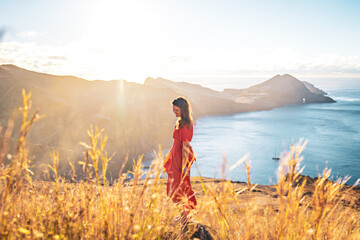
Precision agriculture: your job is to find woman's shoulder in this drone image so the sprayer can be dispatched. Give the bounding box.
[181,121,193,130]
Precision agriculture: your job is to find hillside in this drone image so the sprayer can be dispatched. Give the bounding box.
[0,64,179,176]
[223,74,335,107]
[0,65,335,178]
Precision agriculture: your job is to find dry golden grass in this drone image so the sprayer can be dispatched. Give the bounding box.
[0,90,359,239]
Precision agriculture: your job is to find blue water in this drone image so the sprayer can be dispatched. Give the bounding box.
[190,81,360,185]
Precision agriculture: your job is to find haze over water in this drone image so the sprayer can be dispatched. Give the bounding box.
[191,78,360,185]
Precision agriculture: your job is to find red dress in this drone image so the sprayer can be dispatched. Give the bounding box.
[164,122,197,209]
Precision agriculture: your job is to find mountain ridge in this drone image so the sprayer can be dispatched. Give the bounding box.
[0,65,335,179]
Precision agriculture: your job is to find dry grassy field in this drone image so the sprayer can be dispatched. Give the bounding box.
[1,91,359,239]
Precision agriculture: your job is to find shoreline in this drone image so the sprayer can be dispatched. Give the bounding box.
[142,100,341,186]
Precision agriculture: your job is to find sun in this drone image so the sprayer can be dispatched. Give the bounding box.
[74,0,168,83]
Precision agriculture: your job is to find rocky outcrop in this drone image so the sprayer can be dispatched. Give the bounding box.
[223,74,335,108]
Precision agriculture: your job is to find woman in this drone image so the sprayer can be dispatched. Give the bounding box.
[164,96,197,217]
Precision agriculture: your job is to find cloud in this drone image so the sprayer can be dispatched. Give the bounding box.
[0,40,360,81]
[48,56,68,60]
[17,31,38,39]
[168,56,189,63]
[306,54,360,73]
[0,41,68,75]
[164,49,360,78]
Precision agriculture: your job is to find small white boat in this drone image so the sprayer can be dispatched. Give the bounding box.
[272,148,280,160]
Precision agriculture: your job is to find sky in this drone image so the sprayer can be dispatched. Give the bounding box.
[1,0,360,87]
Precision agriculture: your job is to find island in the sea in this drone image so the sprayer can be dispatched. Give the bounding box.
[0,64,335,178]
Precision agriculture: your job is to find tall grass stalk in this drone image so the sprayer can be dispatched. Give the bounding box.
[0,91,359,239]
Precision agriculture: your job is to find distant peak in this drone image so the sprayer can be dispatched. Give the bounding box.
[272,74,297,79]
[1,64,16,67]
[155,77,172,82]
[269,74,300,82]
[144,77,172,84]
[1,64,20,69]
[281,73,297,78]
[0,64,34,73]
[144,77,155,82]
[144,77,166,85]
[0,64,27,73]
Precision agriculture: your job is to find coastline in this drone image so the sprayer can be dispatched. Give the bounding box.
[1,64,338,181]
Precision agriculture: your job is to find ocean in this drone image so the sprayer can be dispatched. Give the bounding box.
[190,78,360,185]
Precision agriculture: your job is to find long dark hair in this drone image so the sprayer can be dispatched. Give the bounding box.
[172,96,193,129]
